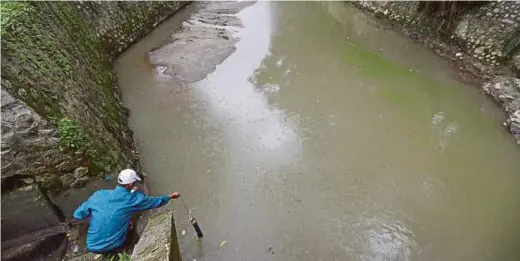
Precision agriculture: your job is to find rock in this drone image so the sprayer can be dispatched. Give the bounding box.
[509,115,520,136]
[59,173,75,188]
[483,76,520,113]
[73,166,89,178]
[474,46,485,54]
[485,77,520,142]
[67,253,98,261]
[1,186,62,242]
[131,211,181,261]
[18,184,36,191]
[36,175,63,191]
[21,177,35,184]
[454,18,469,38]
[512,50,520,75]
[1,89,75,181]
[70,176,89,188]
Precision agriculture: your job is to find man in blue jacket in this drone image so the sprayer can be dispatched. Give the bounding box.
[73,169,180,254]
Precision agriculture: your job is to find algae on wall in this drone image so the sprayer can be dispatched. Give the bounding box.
[1,1,185,191]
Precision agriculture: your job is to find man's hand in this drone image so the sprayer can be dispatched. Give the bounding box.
[169,192,181,199]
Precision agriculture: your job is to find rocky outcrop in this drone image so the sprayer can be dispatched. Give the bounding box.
[351,1,520,143]
[1,88,85,192]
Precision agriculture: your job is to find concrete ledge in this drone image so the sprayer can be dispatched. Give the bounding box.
[131,211,180,261]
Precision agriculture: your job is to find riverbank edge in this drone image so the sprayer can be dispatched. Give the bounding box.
[350,2,520,144]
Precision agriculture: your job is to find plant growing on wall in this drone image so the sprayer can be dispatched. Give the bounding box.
[57,117,115,173]
[57,118,86,150]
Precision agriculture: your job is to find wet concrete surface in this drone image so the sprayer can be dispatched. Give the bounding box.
[116,2,520,261]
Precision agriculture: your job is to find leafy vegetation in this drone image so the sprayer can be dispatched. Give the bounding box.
[57,117,113,171]
[57,118,87,150]
[0,2,32,37]
[105,252,131,261]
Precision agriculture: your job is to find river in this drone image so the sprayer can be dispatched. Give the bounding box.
[115,2,520,261]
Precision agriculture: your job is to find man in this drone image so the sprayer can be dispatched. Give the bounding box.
[73,169,180,254]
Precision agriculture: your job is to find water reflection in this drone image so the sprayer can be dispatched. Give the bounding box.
[193,1,301,167]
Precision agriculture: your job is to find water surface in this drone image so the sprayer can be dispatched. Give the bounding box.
[116,2,520,261]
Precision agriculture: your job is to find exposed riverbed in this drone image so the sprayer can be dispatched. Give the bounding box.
[116,2,520,261]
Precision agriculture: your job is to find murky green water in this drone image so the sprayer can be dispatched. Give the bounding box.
[115,2,520,261]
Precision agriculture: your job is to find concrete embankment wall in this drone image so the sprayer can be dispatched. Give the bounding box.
[1,0,186,251]
[351,1,520,143]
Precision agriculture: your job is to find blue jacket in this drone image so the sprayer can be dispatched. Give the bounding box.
[73,185,170,252]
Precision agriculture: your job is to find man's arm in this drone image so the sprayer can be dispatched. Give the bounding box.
[134,192,180,211]
[73,200,90,220]
[134,194,170,211]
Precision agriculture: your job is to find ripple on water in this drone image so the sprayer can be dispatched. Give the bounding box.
[353,215,417,261]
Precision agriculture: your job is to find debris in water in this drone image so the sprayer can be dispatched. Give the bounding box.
[33,195,41,201]
[220,240,227,247]
[73,245,79,253]
[182,230,186,236]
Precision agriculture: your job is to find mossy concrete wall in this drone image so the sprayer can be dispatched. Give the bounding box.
[1,1,185,192]
[1,0,186,247]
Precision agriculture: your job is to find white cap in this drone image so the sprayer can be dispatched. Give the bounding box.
[118,169,141,185]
